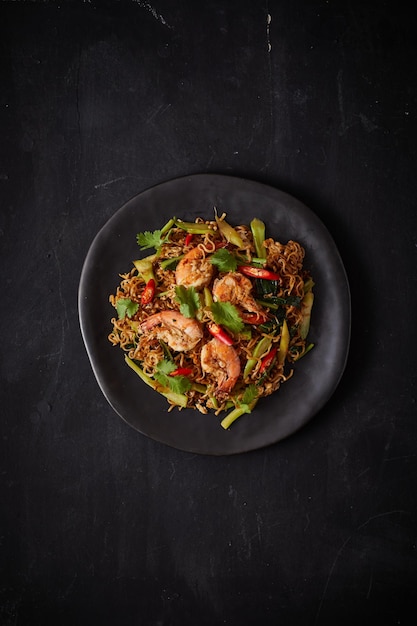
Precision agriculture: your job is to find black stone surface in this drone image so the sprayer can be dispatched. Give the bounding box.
[1,1,416,624]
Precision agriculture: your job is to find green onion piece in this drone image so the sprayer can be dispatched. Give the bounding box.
[160,218,175,235]
[192,382,207,393]
[221,398,258,430]
[125,356,188,408]
[243,336,273,378]
[303,278,315,294]
[133,254,156,283]
[203,286,213,308]
[214,210,244,247]
[278,319,290,365]
[160,255,184,270]
[173,218,213,234]
[250,218,267,259]
[300,291,314,339]
[256,299,279,310]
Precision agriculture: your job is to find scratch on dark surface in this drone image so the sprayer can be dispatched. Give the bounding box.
[75,45,82,145]
[262,6,273,171]
[132,1,172,29]
[94,176,128,189]
[314,510,408,625]
[366,571,373,600]
[337,69,347,135]
[266,11,272,53]
[147,102,172,123]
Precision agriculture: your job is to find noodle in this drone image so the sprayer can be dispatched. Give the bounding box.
[108,214,314,427]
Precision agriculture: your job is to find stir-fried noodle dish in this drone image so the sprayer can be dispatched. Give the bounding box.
[108,213,314,429]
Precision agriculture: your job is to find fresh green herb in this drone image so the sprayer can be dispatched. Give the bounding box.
[136,229,165,251]
[175,285,200,318]
[220,385,259,429]
[211,301,244,334]
[125,356,188,408]
[155,359,192,394]
[209,248,237,272]
[116,298,139,319]
[240,383,259,407]
[254,278,278,299]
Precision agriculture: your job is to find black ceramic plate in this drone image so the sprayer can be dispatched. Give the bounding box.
[79,174,350,455]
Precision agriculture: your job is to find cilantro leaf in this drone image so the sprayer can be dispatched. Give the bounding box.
[211,301,244,333]
[156,359,176,376]
[241,383,258,407]
[166,374,192,394]
[116,298,139,319]
[155,359,191,394]
[175,285,200,318]
[210,248,237,272]
[136,229,165,251]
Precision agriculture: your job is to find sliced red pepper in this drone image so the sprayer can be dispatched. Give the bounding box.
[238,265,280,281]
[169,367,193,377]
[240,311,268,325]
[141,278,156,305]
[259,346,278,373]
[184,233,194,246]
[208,323,234,346]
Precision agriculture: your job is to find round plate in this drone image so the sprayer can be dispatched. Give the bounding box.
[78,174,350,455]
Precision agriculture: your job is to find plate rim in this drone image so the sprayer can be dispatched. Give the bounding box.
[78,173,351,455]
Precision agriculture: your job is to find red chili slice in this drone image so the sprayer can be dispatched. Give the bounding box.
[169,367,193,377]
[184,233,194,246]
[208,323,234,346]
[238,265,280,281]
[141,278,156,305]
[259,346,278,373]
[240,311,268,325]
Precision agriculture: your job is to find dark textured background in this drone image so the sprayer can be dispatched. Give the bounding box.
[1,1,416,624]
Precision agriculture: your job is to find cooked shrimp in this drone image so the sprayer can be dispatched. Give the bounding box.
[175,246,214,290]
[139,310,203,352]
[201,338,241,397]
[212,271,264,315]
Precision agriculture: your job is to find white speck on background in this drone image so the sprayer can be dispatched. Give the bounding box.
[266,13,272,52]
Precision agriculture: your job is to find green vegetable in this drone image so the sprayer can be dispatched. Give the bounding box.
[221,385,259,429]
[250,218,267,259]
[136,218,175,251]
[203,286,213,308]
[214,210,244,247]
[155,359,192,394]
[116,298,139,320]
[243,335,273,378]
[136,230,165,251]
[300,291,314,339]
[133,254,156,283]
[160,218,175,235]
[278,319,290,364]
[211,301,244,334]
[125,356,188,408]
[303,278,315,294]
[175,285,200,318]
[159,255,184,270]
[173,218,213,235]
[209,248,237,272]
